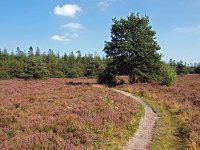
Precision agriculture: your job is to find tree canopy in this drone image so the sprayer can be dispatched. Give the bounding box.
[103,13,161,83]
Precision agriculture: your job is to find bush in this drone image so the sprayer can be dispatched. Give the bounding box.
[159,63,177,86]
[97,71,117,86]
[0,70,9,80]
[33,66,50,79]
[161,65,176,85]
[66,67,84,78]
[150,62,177,86]
[50,70,65,78]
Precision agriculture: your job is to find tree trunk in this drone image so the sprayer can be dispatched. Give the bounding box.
[129,74,136,84]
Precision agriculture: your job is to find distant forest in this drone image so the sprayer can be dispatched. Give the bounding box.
[0,47,108,79]
[0,47,199,80]
[169,59,200,75]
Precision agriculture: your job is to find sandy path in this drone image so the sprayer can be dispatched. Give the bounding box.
[113,89,159,150]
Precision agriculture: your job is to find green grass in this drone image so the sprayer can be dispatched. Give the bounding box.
[137,95,189,150]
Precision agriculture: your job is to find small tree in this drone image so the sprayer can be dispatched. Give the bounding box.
[161,64,177,86]
[151,62,177,86]
[103,13,161,83]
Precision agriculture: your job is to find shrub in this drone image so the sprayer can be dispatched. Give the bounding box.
[0,70,9,80]
[97,71,117,86]
[159,63,177,86]
[32,66,50,79]
[66,67,83,78]
[50,70,65,78]
[149,62,177,86]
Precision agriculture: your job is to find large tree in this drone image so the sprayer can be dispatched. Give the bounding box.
[103,13,161,83]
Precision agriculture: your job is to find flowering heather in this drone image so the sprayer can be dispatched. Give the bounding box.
[0,78,140,149]
[117,75,200,149]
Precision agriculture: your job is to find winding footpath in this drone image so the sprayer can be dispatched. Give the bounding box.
[113,89,159,150]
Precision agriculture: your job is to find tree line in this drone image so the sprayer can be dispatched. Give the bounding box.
[0,47,107,80]
[169,59,200,75]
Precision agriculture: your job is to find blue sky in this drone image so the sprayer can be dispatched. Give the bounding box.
[0,0,200,63]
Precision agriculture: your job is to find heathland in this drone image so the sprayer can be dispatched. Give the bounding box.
[0,78,143,149]
[117,75,200,149]
[0,75,199,149]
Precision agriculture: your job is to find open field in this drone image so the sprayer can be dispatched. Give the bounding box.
[117,75,200,149]
[0,78,143,149]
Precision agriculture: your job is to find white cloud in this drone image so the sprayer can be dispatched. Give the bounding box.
[97,0,109,11]
[51,33,79,42]
[98,0,109,11]
[97,0,117,11]
[51,35,71,42]
[54,4,82,17]
[173,25,200,34]
[61,22,82,31]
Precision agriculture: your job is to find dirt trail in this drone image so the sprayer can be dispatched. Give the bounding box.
[113,89,159,150]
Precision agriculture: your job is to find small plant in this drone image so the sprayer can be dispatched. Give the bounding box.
[92,139,101,148]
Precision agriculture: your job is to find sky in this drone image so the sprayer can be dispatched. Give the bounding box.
[0,0,200,63]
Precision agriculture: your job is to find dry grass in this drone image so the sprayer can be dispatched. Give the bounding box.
[0,78,142,149]
[117,75,200,149]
